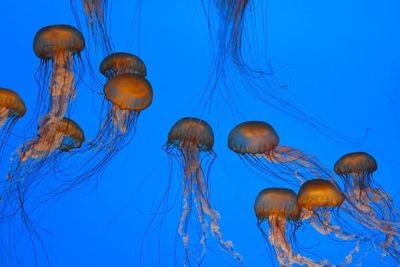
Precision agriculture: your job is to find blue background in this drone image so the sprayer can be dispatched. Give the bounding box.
[0,0,399,266]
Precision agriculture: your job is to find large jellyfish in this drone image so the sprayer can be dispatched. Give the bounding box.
[297,179,363,264]
[33,24,85,120]
[71,0,112,55]
[1,117,84,265]
[163,117,242,265]
[334,152,400,259]
[4,118,84,218]
[228,121,330,187]
[255,187,326,266]
[0,88,26,160]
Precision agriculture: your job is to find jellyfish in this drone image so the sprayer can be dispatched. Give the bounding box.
[297,179,363,264]
[96,52,151,141]
[255,187,326,266]
[4,117,84,219]
[0,88,26,160]
[99,52,147,78]
[163,117,242,265]
[70,0,112,55]
[228,121,331,187]
[33,24,84,120]
[334,152,400,259]
[1,117,84,265]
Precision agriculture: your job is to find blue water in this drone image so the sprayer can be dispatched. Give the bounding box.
[0,0,399,266]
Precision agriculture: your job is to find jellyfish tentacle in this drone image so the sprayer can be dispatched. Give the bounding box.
[49,51,75,118]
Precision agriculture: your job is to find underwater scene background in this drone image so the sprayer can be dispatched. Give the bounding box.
[0,0,399,266]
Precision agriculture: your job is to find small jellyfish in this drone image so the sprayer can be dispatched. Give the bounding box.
[334,152,400,260]
[75,0,112,55]
[0,88,26,159]
[99,52,147,78]
[163,117,242,265]
[228,121,330,187]
[33,24,84,120]
[255,187,325,266]
[297,179,362,264]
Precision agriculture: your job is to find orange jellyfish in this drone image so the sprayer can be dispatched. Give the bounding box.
[163,117,242,265]
[100,52,147,78]
[17,118,84,163]
[33,25,84,119]
[71,0,112,55]
[5,118,84,215]
[297,179,363,264]
[0,88,26,127]
[2,117,84,265]
[255,187,326,266]
[228,121,330,187]
[334,152,400,260]
[97,52,151,139]
[0,89,26,158]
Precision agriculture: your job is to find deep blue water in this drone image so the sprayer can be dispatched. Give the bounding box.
[0,0,399,266]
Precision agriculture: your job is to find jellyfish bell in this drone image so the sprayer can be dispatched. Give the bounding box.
[228,121,278,155]
[162,117,241,264]
[103,73,152,134]
[297,179,345,211]
[104,73,152,112]
[255,187,325,266]
[0,88,26,162]
[255,188,300,222]
[33,25,85,60]
[228,121,330,186]
[167,117,214,152]
[0,88,26,126]
[57,118,85,151]
[100,52,147,78]
[334,152,378,178]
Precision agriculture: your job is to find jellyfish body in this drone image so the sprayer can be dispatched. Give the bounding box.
[1,117,84,265]
[34,25,84,119]
[228,121,330,187]
[164,117,242,264]
[255,188,325,266]
[334,152,400,259]
[297,179,363,264]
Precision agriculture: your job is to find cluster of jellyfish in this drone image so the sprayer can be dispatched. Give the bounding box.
[0,1,397,266]
[0,12,153,263]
